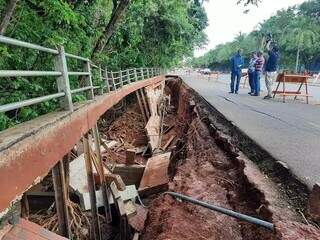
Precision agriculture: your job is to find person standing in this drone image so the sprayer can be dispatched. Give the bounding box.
[230,49,244,94]
[264,44,280,99]
[248,52,257,95]
[253,51,265,96]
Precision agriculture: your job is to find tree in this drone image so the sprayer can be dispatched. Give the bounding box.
[91,0,130,60]
[282,17,318,72]
[0,0,19,34]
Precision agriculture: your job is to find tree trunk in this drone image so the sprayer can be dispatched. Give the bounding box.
[295,47,300,73]
[0,0,19,35]
[91,0,130,60]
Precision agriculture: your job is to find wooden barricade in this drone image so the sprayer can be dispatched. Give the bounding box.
[273,73,312,104]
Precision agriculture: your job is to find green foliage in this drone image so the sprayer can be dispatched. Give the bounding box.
[0,0,208,131]
[191,0,320,72]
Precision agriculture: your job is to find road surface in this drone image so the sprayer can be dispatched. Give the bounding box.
[180,72,320,189]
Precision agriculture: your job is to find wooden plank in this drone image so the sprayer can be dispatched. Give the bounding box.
[161,135,175,150]
[138,152,171,196]
[112,164,145,186]
[125,149,136,165]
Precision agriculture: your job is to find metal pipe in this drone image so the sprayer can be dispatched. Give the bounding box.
[68,71,90,76]
[70,86,92,94]
[0,92,65,113]
[0,35,59,54]
[65,53,89,62]
[165,191,274,231]
[0,70,61,77]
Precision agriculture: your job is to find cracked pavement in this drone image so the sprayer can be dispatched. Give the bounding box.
[180,73,320,189]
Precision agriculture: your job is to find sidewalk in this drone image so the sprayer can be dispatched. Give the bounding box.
[180,73,320,189]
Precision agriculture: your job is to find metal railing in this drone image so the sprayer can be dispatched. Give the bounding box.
[0,35,163,114]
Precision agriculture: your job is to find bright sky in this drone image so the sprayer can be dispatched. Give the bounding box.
[195,0,306,57]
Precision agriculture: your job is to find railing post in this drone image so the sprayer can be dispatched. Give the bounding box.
[119,70,123,88]
[141,68,144,80]
[84,60,94,100]
[127,69,130,83]
[98,65,103,95]
[147,68,150,79]
[134,68,138,82]
[104,67,110,93]
[111,71,116,90]
[54,46,73,111]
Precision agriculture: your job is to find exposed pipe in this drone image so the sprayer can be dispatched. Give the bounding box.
[164,191,274,231]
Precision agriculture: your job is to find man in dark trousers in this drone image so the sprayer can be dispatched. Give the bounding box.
[264,43,280,99]
[230,49,244,94]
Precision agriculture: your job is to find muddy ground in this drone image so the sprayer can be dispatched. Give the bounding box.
[141,80,320,240]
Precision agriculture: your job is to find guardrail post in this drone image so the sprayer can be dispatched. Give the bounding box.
[119,70,123,88]
[127,69,130,83]
[111,71,116,90]
[98,65,104,95]
[54,46,73,111]
[84,61,94,100]
[134,68,138,82]
[147,68,150,79]
[141,68,144,80]
[104,67,110,93]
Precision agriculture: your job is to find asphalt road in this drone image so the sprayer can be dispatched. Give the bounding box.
[180,72,320,189]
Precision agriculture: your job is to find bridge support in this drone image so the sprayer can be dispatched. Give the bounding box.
[52,158,71,238]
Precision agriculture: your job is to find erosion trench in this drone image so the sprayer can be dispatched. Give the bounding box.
[19,77,320,239]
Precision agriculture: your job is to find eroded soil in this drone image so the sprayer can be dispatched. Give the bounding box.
[141,79,320,240]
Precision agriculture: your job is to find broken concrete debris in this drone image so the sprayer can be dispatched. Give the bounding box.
[69,152,137,210]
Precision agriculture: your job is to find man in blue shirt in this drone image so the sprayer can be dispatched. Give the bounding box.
[264,44,280,99]
[230,49,244,94]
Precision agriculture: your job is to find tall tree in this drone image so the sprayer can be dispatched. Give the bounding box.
[91,0,130,60]
[282,17,318,72]
[0,0,19,34]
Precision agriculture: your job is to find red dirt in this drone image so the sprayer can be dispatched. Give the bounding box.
[143,116,271,240]
[142,81,320,240]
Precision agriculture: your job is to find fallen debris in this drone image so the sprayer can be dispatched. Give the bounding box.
[112,164,145,186]
[138,152,171,196]
[126,149,136,165]
[161,135,175,150]
[128,204,148,232]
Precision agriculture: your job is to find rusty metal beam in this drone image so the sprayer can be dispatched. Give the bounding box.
[135,91,147,124]
[139,88,150,118]
[52,160,71,238]
[0,76,164,217]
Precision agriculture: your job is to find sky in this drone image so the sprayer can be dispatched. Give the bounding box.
[194,0,307,57]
